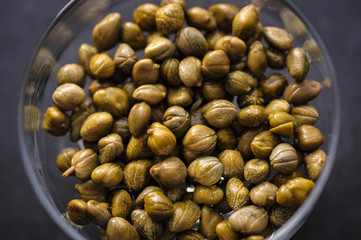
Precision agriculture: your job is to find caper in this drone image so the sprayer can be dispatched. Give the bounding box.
[237,126,265,159]
[80,112,113,142]
[250,182,278,207]
[57,63,85,86]
[237,88,264,108]
[75,179,108,203]
[216,220,240,240]
[209,4,239,33]
[86,200,111,227]
[265,99,290,115]
[145,36,175,62]
[202,81,228,102]
[91,163,123,188]
[112,117,131,142]
[202,99,237,128]
[155,3,184,35]
[284,78,322,105]
[214,36,246,63]
[162,106,190,139]
[52,83,86,111]
[136,186,164,206]
[131,209,164,240]
[305,149,327,181]
[193,185,224,205]
[202,50,230,80]
[122,22,146,50]
[70,98,96,142]
[151,102,167,123]
[206,30,226,50]
[295,125,324,152]
[62,149,99,180]
[114,43,137,75]
[67,199,90,225]
[270,143,298,174]
[218,150,244,179]
[287,47,309,81]
[179,56,203,87]
[56,148,79,172]
[226,177,249,210]
[78,43,97,75]
[244,159,270,184]
[133,84,166,105]
[93,87,129,117]
[147,122,176,156]
[276,177,314,207]
[266,47,286,69]
[291,104,319,126]
[230,60,246,71]
[106,217,140,240]
[176,27,208,57]
[213,195,233,214]
[272,169,304,188]
[259,73,288,103]
[126,134,153,160]
[111,189,132,218]
[244,22,263,47]
[164,180,187,203]
[167,86,194,108]
[123,159,152,191]
[247,40,267,78]
[241,236,264,240]
[88,80,115,97]
[144,191,175,220]
[188,156,223,186]
[160,58,182,87]
[238,105,267,128]
[92,13,122,52]
[133,3,159,30]
[251,131,280,159]
[168,200,201,232]
[268,111,297,138]
[98,133,124,164]
[160,0,186,10]
[43,107,69,136]
[228,205,268,234]
[216,128,237,151]
[132,58,160,86]
[232,4,259,39]
[89,53,116,79]
[128,102,152,137]
[200,205,224,240]
[225,71,255,96]
[150,157,187,187]
[186,7,217,32]
[270,205,297,227]
[263,26,293,51]
[176,230,203,240]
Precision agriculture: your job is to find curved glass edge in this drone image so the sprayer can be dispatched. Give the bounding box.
[268,0,341,239]
[17,1,87,240]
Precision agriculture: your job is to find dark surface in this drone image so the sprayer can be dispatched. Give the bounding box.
[1,0,360,239]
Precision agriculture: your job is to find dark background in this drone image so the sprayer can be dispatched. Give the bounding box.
[1,0,360,239]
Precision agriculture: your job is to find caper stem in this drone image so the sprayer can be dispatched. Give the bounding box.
[62,166,75,178]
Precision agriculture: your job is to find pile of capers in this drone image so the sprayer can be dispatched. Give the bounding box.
[44,1,327,239]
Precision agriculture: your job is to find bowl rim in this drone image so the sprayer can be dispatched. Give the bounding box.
[17,0,340,239]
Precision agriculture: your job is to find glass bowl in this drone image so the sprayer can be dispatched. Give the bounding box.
[18,0,340,239]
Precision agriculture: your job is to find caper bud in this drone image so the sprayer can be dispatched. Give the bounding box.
[238,105,267,128]
[57,63,85,86]
[111,189,132,218]
[237,126,265,159]
[232,4,259,39]
[106,217,140,240]
[237,88,264,108]
[200,205,224,239]
[167,86,194,108]
[62,149,98,180]
[218,150,244,179]
[188,156,223,186]
[291,104,319,126]
[305,149,327,181]
[272,169,304,188]
[160,0,186,10]
[269,205,297,227]
[251,131,280,159]
[179,56,203,87]
[265,99,290,115]
[43,107,69,136]
[206,30,226,50]
[147,31,166,44]
[78,43,97,75]
[52,83,86,111]
[176,229,203,240]
[98,133,124,164]
[126,134,153,160]
[269,143,298,174]
[151,101,167,123]
[156,3,184,35]
[225,71,255,96]
[136,186,164,206]
[145,37,175,62]
[244,159,270,184]
[259,73,288,103]
[93,87,129,117]
[132,58,160,86]
[276,177,314,207]
[75,179,108,203]
[216,220,240,240]
[202,99,237,128]
[168,200,201,232]
[132,209,164,240]
[250,182,278,207]
[147,122,176,156]
[92,13,122,52]
[91,163,123,188]
[128,102,152,137]
[160,58,182,87]
[287,47,309,81]
[133,84,166,105]
[284,78,322,105]
[80,112,113,142]
[162,106,190,139]
[176,27,208,57]
[186,7,217,32]
[86,200,111,227]
[164,180,187,203]
[216,128,237,151]
[244,21,263,47]
[241,236,264,240]
[114,43,137,75]
[229,205,268,234]
[226,177,250,211]
[202,50,230,80]
[122,22,146,50]
[88,79,115,97]
[123,159,152,191]
[144,191,175,220]
[70,98,96,142]
[112,117,131,142]
[150,156,187,187]
[268,112,297,138]
[193,185,224,205]
[56,148,79,172]
[202,81,228,102]
[209,4,239,33]
[67,199,90,225]
[230,60,246,71]
[247,40,267,78]
[266,47,286,69]
[214,36,246,63]
[295,125,324,152]
[263,26,293,51]
[90,53,116,79]
[133,3,159,30]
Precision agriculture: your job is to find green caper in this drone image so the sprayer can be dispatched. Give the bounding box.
[57,63,85,86]
[214,36,246,63]
[206,30,226,50]
[263,26,293,51]
[202,50,230,80]
[126,134,153,160]
[305,149,327,181]
[188,156,223,186]
[162,106,190,139]
[209,4,239,33]
[266,47,286,69]
[114,43,138,75]
[86,200,111,227]
[133,84,166,105]
[89,53,116,79]
[88,80,115,97]
[202,81,228,102]
[259,73,288,103]
[147,122,176,156]
[128,102,152,137]
[291,104,319,126]
[78,43,97,75]
[122,22,146,50]
[251,131,280,159]
[155,3,184,35]
[202,99,237,128]
[132,58,160,86]
[160,58,182,87]
[164,180,187,203]
[123,159,152,191]
[43,107,69,136]
[238,105,267,128]
[106,217,140,240]
[70,98,96,142]
[145,37,175,63]
[247,40,267,78]
[228,205,268,234]
[216,220,240,240]
[80,112,113,142]
[269,205,297,227]
[167,86,194,108]
[226,177,249,210]
[168,200,201,232]
[93,86,129,117]
[193,185,224,205]
[111,189,132,218]
[232,4,259,39]
[237,88,264,108]
[265,99,290,115]
[176,27,208,57]
[112,117,131,142]
[144,191,175,220]
[200,205,224,239]
[186,7,217,31]
[67,199,90,225]
[272,169,304,188]
[92,13,122,52]
[294,125,324,152]
[276,177,314,207]
[250,182,278,207]
[216,128,237,151]
[98,133,124,164]
[179,56,203,87]
[270,143,299,174]
[133,3,159,30]
[91,163,123,188]
[62,149,98,180]
[284,78,322,105]
[150,157,187,187]
[244,159,270,184]
[225,71,255,96]
[75,179,108,203]
[218,150,244,179]
[131,209,164,240]
[52,83,86,111]
[237,126,265,159]
[56,148,79,172]
[286,47,309,81]
[136,186,164,206]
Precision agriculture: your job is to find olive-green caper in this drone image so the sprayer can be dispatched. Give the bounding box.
[284,78,322,105]
[291,104,319,126]
[269,205,297,227]
[98,133,124,164]
[216,220,240,240]
[133,84,166,105]
[57,63,85,86]
[43,107,70,136]
[214,36,246,63]
[176,229,203,240]
[114,43,137,75]
[70,98,96,142]
[93,87,129,117]
[179,56,203,87]
[228,205,268,234]
[305,149,326,181]
[75,179,108,203]
[216,128,237,151]
[67,199,90,225]
[156,3,184,35]
[270,143,298,174]
[111,189,132,218]
[167,86,194,108]
[202,99,237,128]
[244,159,270,184]
[147,31,166,44]
[287,47,309,81]
[206,30,226,50]
[230,60,246,71]
[52,83,86,111]
[112,117,131,142]
[126,134,153,160]
[128,102,152,137]
[232,4,259,39]
[247,40,267,78]
[241,236,264,240]
[266,47,286,69]
[164,180,187,203]
[263,26,293,51]
[160,58,182,87]
[106,217,140,240]
[92,13,122,52]
[132,58,160,86]
[225,71,255,96]
[62,149,98,180]
[57,148,79,172]
[268,111,297,138]
[162,106,190,139]
[238,105,267,128]
[122,22,146,50]
[202,50,230,80]
[250,182,278,207]
[88,80,115,97]
[133,3,159,30]
[132,209,164,240]
[202,81,228,102]
[213,194,233,214]
[237,126,265,159]
[244,21,263,47]
[188,156,223,186]
[89,53,116,79]
[209,4,239,33]
[147,122,176,156]
[78,43,97,75]
[193,185,224,205]
[259,73,288,103]
[144,191,175,220]
[136,186,164,206]
[145,37,175,63]
[151,102,167,123]
[150,157,187,187]
[276,177,314,207]
[272,169,304,188]
[176,27,208,57]
[160,0,186,10]
[226,177,249,210]
[251,131,280,159]
[86,200,111,227]
[295,125,324,152]
[123,159,152,191]
[219,149,244,180]
[186,7,217,32]
[80,112,113,142]
[265,99,290,115]
[200,205,224,240]
[237,88,264,108]
[168,200,201,232]
[91,163,123,188]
